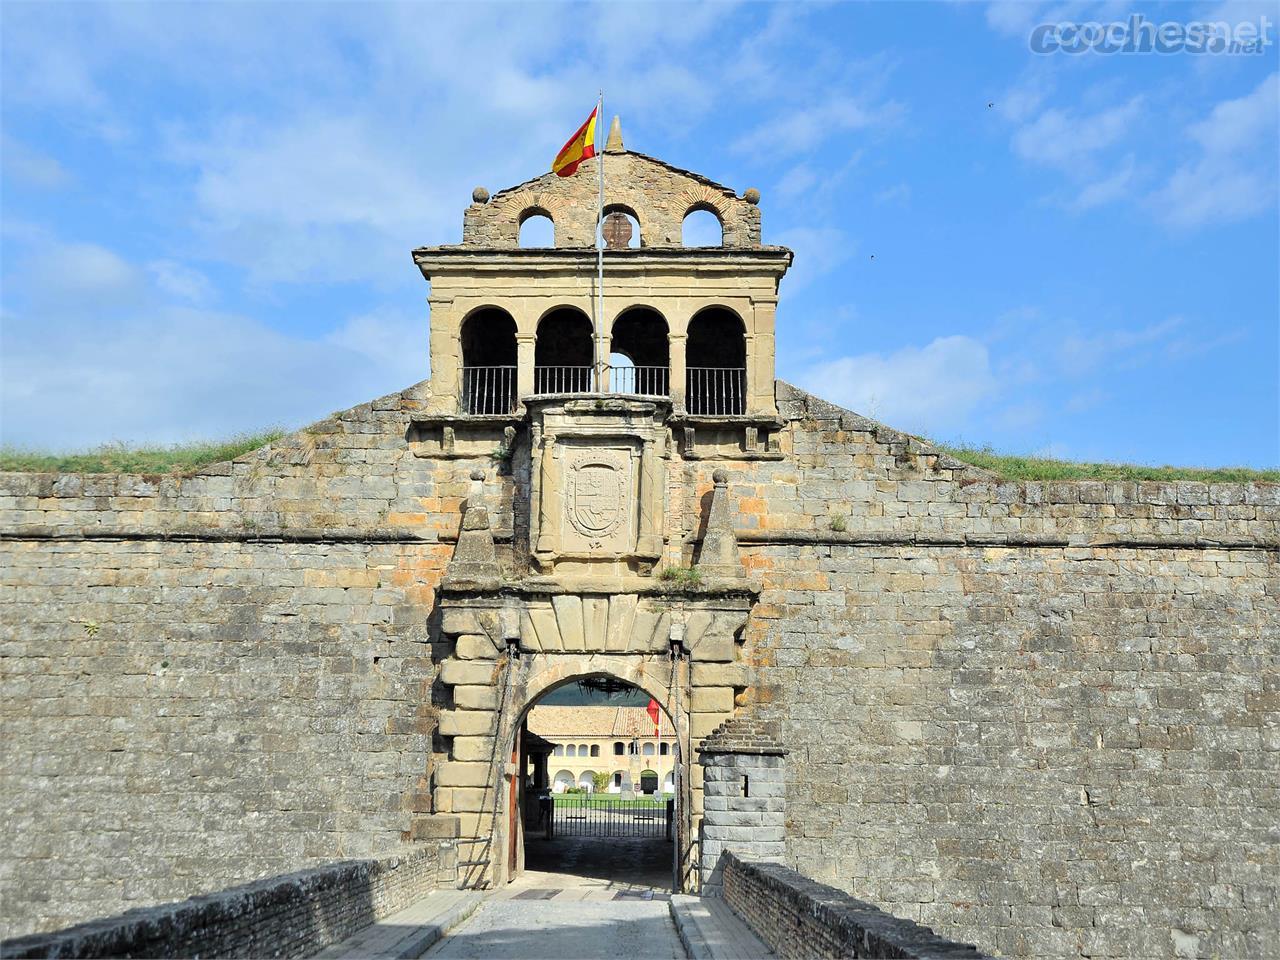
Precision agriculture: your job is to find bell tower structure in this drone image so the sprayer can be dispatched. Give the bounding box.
[411,120,791,578]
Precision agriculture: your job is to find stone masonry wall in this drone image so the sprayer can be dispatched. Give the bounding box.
[722,852,993,960]
[0,380,490,938]
[2,377,1276,958]
[1,845,444,959]
[721,385,1280,960]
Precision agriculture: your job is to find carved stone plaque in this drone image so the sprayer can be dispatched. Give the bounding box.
[561,446,634,553]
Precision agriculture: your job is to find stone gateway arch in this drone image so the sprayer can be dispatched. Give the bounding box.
[1,121,1277,960]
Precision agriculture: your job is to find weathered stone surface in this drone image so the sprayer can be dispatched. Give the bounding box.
[1,137,1277,960]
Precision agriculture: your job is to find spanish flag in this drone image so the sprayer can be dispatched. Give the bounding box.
[552,106,599,177]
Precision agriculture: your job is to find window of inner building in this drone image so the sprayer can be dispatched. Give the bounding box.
[578,743,588,755]
[614,741,625,756]
[590,744,600,757]
[660,742,669,756]
[566,745,576,757]
[614,772,622,787]
[553,744,563,756]
[642,742,655,756]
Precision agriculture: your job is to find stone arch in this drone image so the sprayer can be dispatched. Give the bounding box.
[600,202,642,248]
[459,306,518,414]
[610,306,669,396]
[686,306,747,415]
[434,593,751,892]
[535,306,594,393]
[517,206,555,248]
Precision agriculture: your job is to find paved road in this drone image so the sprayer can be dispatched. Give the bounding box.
[422,897,685,959]
[425,835,684,959]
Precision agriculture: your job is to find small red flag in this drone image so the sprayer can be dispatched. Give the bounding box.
[646,697,661,731]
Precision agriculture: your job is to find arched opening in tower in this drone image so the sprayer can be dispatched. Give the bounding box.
[685,307,746,415]
[459,308,518,414]
[610,307,669,397]
[534,308,595,394]
[515,676,678,892]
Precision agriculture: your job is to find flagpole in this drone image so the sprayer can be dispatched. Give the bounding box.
[596,90,605,392]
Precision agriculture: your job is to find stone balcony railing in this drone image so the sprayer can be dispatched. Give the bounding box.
[461,364,747,413]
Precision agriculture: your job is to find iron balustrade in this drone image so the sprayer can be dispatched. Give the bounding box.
[533,365,596,395]
[460,365,517,415]
[686,366,746,415]
[549,794,673,839]
[607,365,669,397]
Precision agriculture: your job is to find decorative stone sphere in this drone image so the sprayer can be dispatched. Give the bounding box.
[712,468,728,484]
[742,188,761,205]
[470,468,485,481]
[472,186,489,204]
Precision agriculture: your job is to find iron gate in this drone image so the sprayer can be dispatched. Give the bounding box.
[550,795,673,839]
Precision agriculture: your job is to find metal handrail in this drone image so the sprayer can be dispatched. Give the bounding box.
[533,365,595,394]
[686,366,746,415]
[607,365,669,397]
[460,365,517,415]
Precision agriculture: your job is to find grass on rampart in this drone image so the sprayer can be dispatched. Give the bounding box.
[0,431,284,475]
[939,444,1278,484]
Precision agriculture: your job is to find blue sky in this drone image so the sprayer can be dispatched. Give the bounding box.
[2,1,1276,466]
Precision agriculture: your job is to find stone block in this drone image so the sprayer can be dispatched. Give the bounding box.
[691,663,751,688]
[440,659,499,687]
[437,762,491,788]
[450,736,495,763]
[690,686,735,713]
[453,685,498,710]
[438,710,494,737]
[455,634,498,660]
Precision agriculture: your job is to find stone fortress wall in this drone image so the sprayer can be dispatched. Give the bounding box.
[2,377,1276,958]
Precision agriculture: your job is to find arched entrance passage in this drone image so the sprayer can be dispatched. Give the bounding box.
[508,671,685,893]
[433,590,751,894]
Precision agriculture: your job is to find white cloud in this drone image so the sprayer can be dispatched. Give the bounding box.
[1012,96,1144,171]
[325,309,429,388]
[0,241,428,449]
[772,226,854,291]
[797,336,996,434]
[874,182,911,205]
[1,137,71,189]
[147,260,214,304]
[1071,155,1137,210]
[733,95,901,160]
[1055,317,1184,376]
[1153,72,1279,229]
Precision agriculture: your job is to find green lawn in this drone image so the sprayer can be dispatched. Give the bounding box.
[554,793,671,807]
[2,428,1273,485]
[0,431,284,475]
[938,444,1278,484]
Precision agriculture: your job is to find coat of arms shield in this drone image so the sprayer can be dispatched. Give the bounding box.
[567,460,625,538]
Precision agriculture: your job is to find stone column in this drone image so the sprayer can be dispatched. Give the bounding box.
[668,331,687,412]
[697,718,786,896]
[516,334,535,401]
[429,300,461,413]
[636,437,663,560]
